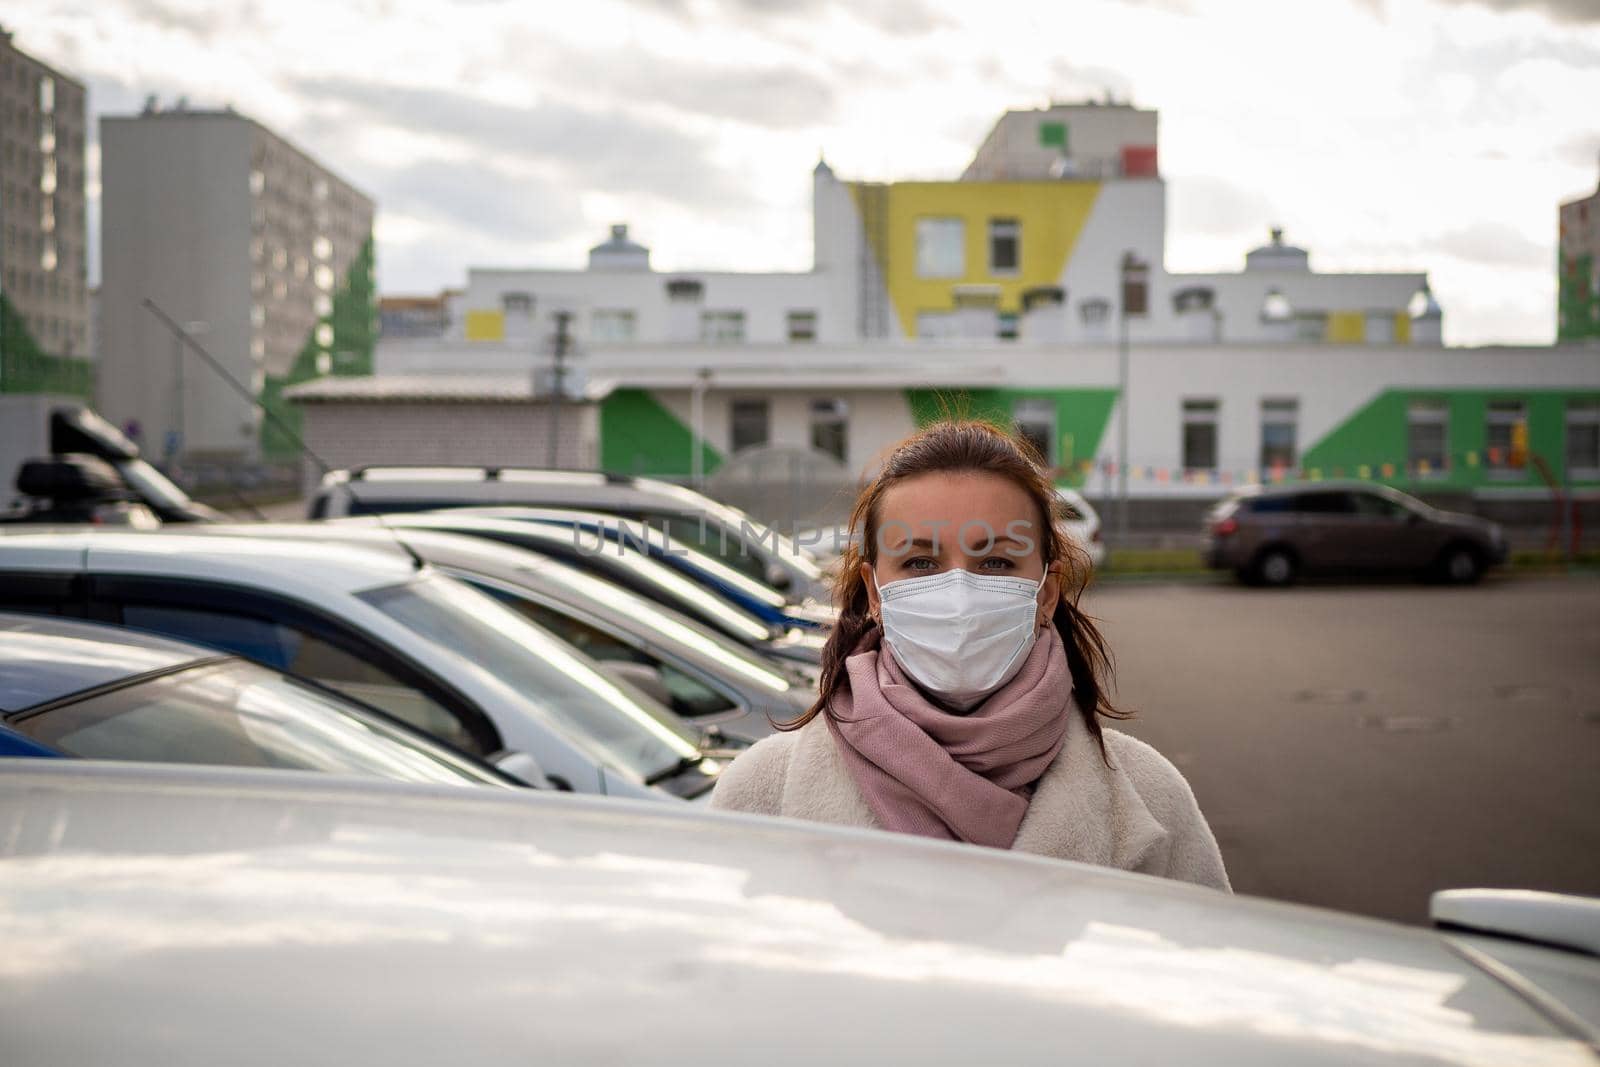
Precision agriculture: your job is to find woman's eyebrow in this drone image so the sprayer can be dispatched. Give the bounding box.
[961,535,1027,550]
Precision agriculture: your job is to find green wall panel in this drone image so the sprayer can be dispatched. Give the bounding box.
[600,388,722,477]
[904,386,1118,488]
[1,292,93,398]
[265,236,377,459]
[1303,387,1600,488]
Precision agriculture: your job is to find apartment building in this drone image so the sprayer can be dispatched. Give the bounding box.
[0,26,90,393]
[98,102,374,461]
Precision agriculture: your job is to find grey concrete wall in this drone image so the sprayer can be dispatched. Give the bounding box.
[296,401,599,497]
[98,114,253,459]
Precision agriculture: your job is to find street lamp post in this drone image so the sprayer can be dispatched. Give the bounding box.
[1116,251,1148,543]
[169,319,208,469]
[548,310,572,467]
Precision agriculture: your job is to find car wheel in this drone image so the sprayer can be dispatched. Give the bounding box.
[1439,544,1482,585]
[1253,547,1297,588]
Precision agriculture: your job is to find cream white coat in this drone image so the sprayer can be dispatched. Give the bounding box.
[710,703,1232,892]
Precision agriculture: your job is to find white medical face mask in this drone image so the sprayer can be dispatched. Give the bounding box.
[874,567,1047,712]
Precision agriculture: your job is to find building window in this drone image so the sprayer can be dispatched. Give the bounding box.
[591,309,636,342]
[915,217,965,278]
[1260,398,1298,473]
[1485,399,1525,479]
[502,291,533,315]
[1013,397,1057,467]
[1365,312,1395,345]
[730,399,769,453]
[1565,399,1599,479]
[700,310,745,343]
[989,218,1019,275]
[1182,399,1219,472]
[1407,398,1449,476]
[810,398,848,463]
[997,312,1019,341]
[1293,312,1328,342]
[915,311,957,341]
[787,310,817,342]
[1079,298,1110,327]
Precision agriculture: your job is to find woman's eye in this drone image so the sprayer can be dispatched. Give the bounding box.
[979,557,1016,571]
[904,557,939,571]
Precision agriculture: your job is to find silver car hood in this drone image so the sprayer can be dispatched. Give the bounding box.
[0,762,1593,1066]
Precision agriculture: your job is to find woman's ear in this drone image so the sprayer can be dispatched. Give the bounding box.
[861,560,881,623]
[1037,559,1065,628]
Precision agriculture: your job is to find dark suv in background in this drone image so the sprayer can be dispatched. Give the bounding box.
[1204,482,1508,586]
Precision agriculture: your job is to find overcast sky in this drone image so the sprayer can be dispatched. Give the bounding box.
[8,0,1599,346]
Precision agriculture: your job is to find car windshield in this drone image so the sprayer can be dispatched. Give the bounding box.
[12,659,510,787]
[356,574,703,779]
[421,519,776,645]
[501,561,792,694]
[555,517,788,609]
[115,458,194,510]
[694,499,825,582]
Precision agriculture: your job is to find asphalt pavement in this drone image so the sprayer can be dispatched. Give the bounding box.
[1084,572,1600,924]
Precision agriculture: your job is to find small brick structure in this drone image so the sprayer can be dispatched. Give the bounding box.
[287,376,598,497]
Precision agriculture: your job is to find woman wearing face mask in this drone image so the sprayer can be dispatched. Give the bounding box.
[710,420,1229,891]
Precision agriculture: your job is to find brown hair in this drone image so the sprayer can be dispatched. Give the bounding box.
[781,419,1130,748]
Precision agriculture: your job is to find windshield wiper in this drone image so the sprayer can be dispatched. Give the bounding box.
[644,727,744,786]
[645,753,710,787]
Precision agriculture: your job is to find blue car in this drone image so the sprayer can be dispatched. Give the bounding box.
[446,507,838,632]
[0,613,516,787]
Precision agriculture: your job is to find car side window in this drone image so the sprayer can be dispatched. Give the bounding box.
[1291,491,1357,514]
[641,511,770,584]
[1248,496,1292,514]
[481,585,737,718]
[117,604,489,755]
[1352,493,1407,519]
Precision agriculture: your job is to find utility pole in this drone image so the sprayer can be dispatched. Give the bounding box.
[1116,251,1149,543]
[690,366,711,488]
[548,310,572,468]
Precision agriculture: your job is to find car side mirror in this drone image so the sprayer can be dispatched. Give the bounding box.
[490,749,555,790]
[766,564,792,592]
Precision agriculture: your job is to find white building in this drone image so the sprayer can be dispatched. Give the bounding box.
[291,103,1600,523]
[432,102,1437,354]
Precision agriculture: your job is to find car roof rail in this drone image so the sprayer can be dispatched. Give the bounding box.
[348,464,630,484]
[1431,889,1600,957]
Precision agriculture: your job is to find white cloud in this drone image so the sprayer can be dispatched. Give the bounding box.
[4,0,1596,344]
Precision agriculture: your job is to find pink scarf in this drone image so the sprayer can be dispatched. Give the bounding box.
[824,626,1071,849]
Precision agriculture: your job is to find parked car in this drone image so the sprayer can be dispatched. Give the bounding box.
[307,465,829,600]
[0,453,161,527]
[0,612,514,787]
[450,506,837,630]
[0,532,724,799]
[4,759,1598,1065]
[1054,487,1106,569]
[332,512,827,665]
[1204,482,1509,586]
[49,405,224,522]
[190,523,811,740]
